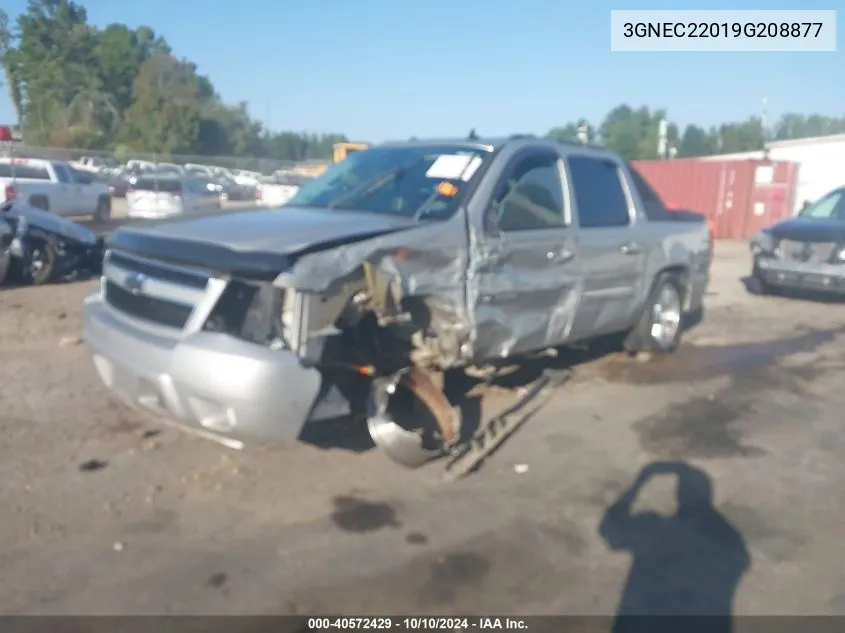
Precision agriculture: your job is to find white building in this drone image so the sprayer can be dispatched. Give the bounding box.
[698,133,845,213]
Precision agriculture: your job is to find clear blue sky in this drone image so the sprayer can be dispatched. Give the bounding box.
[1,0,842,141]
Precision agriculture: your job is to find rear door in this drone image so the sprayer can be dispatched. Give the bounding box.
[50,163,80,215]
[565,155,647,339]
[472,148,582,359]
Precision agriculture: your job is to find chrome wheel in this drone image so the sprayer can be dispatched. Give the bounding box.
[27,240,55,285]
[649,283,682,349]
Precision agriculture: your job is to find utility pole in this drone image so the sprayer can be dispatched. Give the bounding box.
[576,121,589,144]
[761,96,768,149]
[657,117,668,159]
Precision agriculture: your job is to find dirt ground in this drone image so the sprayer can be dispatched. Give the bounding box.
[1,240,844,618]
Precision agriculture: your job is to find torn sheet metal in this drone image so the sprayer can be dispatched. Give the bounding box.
[275,215,473,366]
[463,222,583,361]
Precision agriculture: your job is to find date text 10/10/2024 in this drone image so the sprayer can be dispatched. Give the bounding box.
[306,617,528,630]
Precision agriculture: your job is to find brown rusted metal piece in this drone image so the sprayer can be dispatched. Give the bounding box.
[399,367,458,446]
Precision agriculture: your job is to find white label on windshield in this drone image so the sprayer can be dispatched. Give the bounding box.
[426,155,473,180]
[460,156,483,181]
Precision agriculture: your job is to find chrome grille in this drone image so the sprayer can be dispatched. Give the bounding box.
[104,280,193,329]
[778,240,836,263]
[102,249,211,329]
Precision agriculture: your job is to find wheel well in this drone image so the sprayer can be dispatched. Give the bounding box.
[28,194,48,209]
[655,264,691,309]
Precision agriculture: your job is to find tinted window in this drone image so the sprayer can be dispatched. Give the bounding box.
[71,168,93,184]
[627,165,669,220]
[567,156,630,228]
[53,163,72,183]
[134,178,182,193]
[494,153,564,232]
[798,189,845,221]
[0,163,50,179]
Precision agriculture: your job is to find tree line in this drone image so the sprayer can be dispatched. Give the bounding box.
[546,107,845,161]
[2,1,843,163]
[0,0,347,161]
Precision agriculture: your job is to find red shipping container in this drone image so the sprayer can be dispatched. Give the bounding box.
[632,158,799,240]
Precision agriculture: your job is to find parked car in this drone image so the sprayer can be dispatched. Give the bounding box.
[71,167,129,199]
[749,186,845,296]
[0,209,12,285]
[106,174,130,198]
[0,158,112,220]
[71,155,117,173]
[83,137,712,468]
[255,173,310,207]
[232,169,262,187]
[218,176,255,201]
[0,198,103,285]
[125,175,221,219]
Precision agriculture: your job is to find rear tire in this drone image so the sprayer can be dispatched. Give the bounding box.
[94,196,111,222]
[624,273,684,355]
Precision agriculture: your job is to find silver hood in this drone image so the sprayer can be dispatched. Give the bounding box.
[112,206,417,255]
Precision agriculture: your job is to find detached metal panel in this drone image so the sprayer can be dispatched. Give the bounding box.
[632,159,799,240]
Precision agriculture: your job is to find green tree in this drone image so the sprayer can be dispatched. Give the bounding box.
[677,124,717,158]
[120,52,202,154]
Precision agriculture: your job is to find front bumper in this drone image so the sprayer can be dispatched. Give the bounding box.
[83,293,333,446]
[755,255,845,295]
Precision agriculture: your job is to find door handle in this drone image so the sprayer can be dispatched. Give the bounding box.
[620,242,643,255]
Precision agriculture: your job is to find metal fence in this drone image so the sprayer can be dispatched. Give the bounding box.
[3,144,331,177]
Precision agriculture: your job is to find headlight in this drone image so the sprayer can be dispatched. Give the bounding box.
[751,231,774,254]
[834,247,845,261]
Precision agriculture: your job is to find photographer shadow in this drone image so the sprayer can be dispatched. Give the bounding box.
[599,461,751,633]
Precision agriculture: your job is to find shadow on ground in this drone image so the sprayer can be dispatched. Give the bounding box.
[601,461,750,632]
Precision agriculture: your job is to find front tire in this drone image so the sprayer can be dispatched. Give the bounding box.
[747,263,772,295]
[624,273,684,355]
[24,237,59,286]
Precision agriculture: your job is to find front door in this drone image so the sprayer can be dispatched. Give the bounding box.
[472,149,583,361]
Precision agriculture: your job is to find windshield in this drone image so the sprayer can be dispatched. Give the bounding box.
[798,189,845,221]
[287,145,490,218]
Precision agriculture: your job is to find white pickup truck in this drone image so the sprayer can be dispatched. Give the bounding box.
[0,157,112,220]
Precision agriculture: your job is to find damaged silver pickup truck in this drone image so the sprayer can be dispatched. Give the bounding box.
[83,136,712,469]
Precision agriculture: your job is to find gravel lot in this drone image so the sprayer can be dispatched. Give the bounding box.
[1,240,844,617]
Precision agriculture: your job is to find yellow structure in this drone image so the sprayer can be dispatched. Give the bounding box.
[332,142,369,163]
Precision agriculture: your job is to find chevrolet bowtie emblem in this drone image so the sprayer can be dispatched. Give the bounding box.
[124,272,147,295]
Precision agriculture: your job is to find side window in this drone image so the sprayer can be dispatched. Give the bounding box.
[493,152,565,232]
[72,169,92,184]
[53,163,71,183]
[627,165,668,220]
[567,156,630,228]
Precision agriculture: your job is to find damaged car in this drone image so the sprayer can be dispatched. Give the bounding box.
[1,199,104,285]
[749,186,845,297]
[82,137,712,468]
